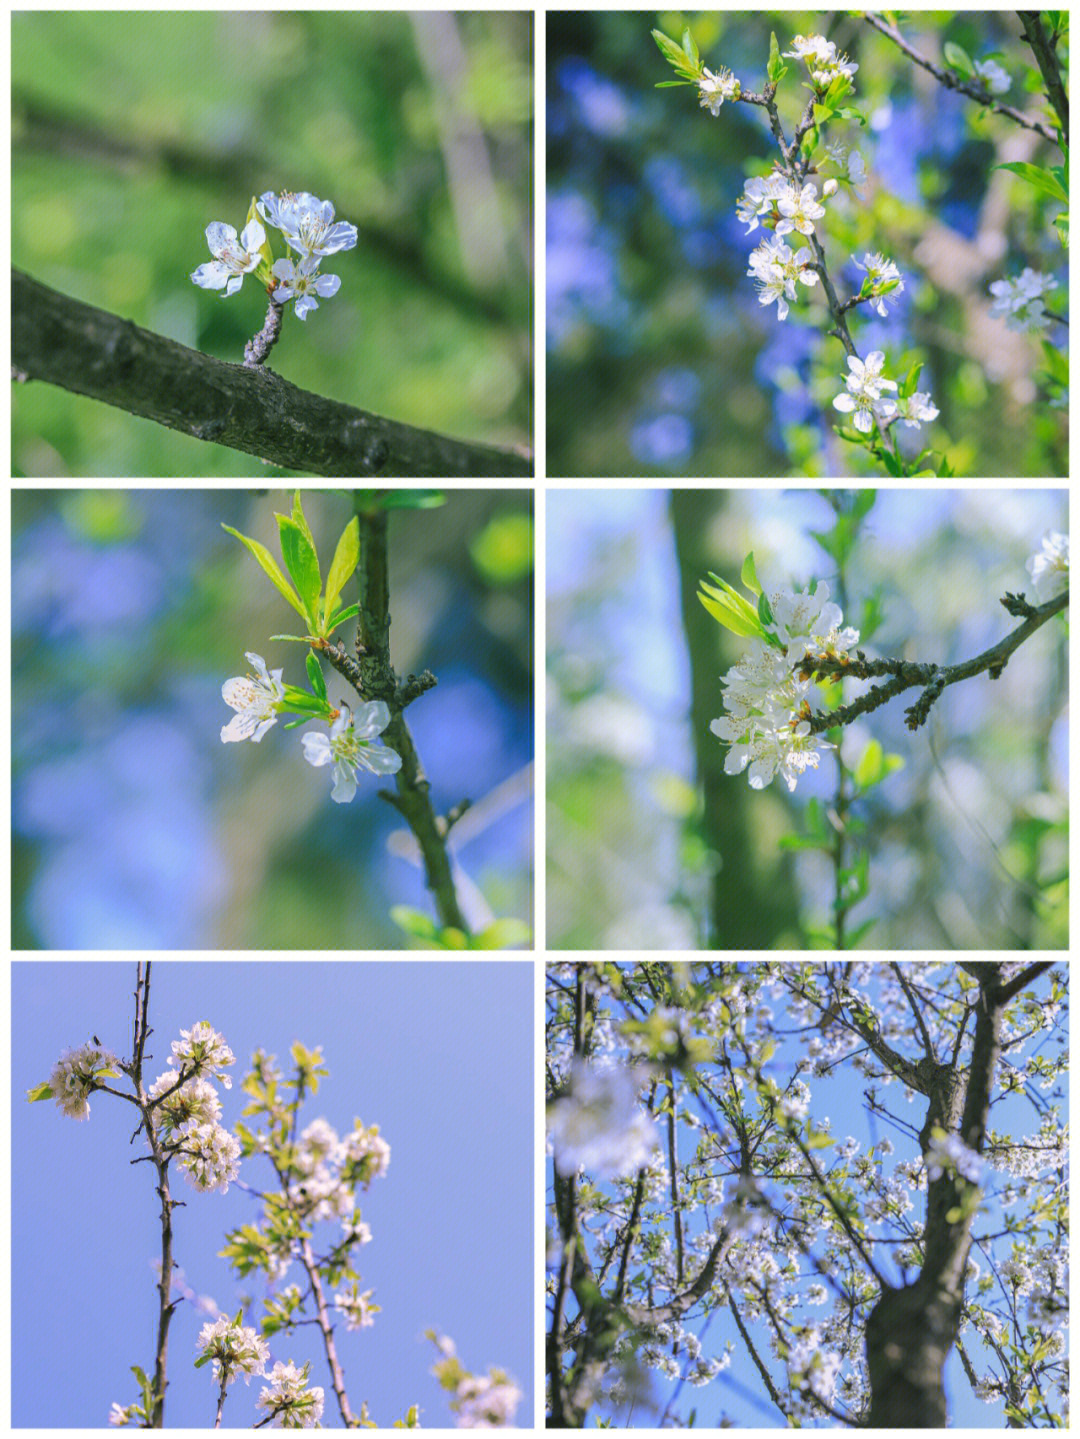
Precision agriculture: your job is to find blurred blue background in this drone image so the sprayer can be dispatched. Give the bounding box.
[547,487,1068,949]
[13,960,533,1427]
[547,11,1067,476]
[11,490,533,949]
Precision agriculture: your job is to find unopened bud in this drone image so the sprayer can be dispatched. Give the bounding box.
[822,178,838,198]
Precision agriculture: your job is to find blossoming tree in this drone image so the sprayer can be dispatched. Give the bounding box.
[653,13,1068,477]
[25,962,525,1427]
[547,961,1068,1427]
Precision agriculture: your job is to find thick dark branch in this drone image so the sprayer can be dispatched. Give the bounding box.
[862,13,1060,143]
[12,269,533,478]
[1017,12,1069,144]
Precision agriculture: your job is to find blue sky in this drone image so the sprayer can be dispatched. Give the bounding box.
[13,961,534,1428]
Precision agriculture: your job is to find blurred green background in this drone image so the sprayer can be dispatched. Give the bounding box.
[12,488,533,948]
[548,488,1068,950]
[13,11,533,477]
[547,11,1068,477]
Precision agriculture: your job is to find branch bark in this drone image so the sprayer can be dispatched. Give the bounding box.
[12,269,533,477]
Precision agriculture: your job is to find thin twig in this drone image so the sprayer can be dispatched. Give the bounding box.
[1016,12,1069,144]
[862,13,1060,144]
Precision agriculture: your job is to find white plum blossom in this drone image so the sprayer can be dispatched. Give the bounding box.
[775,182,826,238]
[1026,531,1069,602]
[257,191,358,261]
[173,1120,242,1193]
[48,1042,119,1120]
[221,653,286,743]
[301,703,403,802]
[169,1021,236,1088]
[735,172,791,233]
[989,267,1058,331]
[148,1071,222,1136]
[782,33,857,88]
[854,251,905,316]
[770,582,859,665]
[925,1131,985,1183]
[333,1283,379,1331]
[191,219,266,297]
[107,1402,136,1426]
[747,237,818,320]
[271,256,341,320]
[833,349,898,434]
[894,390,940,429]
[973,57,1010,94]
[196,1315,269,1385]
[257,1361,325,1428]
[454,1373,524,1427]
[548,1060,661,1178]
[697,65,740,115]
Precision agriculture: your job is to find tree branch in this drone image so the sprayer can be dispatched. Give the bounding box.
[862,13,1060,143]
[1017,12,1069,144]
[12,269,533,477]
[806,588,1068,733]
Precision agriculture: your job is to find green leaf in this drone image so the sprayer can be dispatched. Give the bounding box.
[943,41,974,77]
[757,590,774,628]
[681,27,699,68]
[269,633,316,643]
[804,1130,834,1150]
[812,103,835,125]
[740,551,762,596]
[699,574,767,639]
[305,652,328,702]
[471,918,533,949]
[996,160,1069,202]
[653,28,699,78]
[276,515,321,628]
[323,516,359,624]
[767,30,783,84]
[290,491,317,553]
[222,525,308,621]
[26,1082,54,1102]
[325,602,361,633]
[852,489,877,521]
[899,361,923,400]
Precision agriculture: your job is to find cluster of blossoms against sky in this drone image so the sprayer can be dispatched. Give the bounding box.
[192,190,357,320]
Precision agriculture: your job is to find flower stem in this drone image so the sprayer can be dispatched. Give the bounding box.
[244,298,285,369]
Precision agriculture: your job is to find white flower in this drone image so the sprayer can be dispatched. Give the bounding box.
[257,191,358,260]
[548,1060,660,1178]
[716,718,834,792]
[271,256,341,320]
[894,390,939,429]
[148,1072,222,1136]
[989,268,1058,332]
[747,238,817,321]
[833,350,898,433]
[783,34,834,64]
[221,652,286,743]
[847,149,868,185]
[854,251,905,316]
[1026,531,1069,602]
[300,704,403,802]
[735,172,790,233]
[973,57,1010,94]
[49,1042,119,1120]
[811,50,857,86]
[776,181,826,238]
[197,1315,269,1385]
[169,1022,236,1087]
[257,1361,325,1428]
[107,1402,135,1426]
[697,65,740,115]
[925,1131,985,1183]
[191,220,266,297]
[455,1373,523,1428]
[173,1120,241,1193]
[334,1284,379,1331]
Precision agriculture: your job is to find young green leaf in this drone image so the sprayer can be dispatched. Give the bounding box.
[995,160,1069,203]
[699,577,766,639]
[324,602,361,633]
[290,491,317,551]
[26,1082,54,1103]
[276,515,321,629]
[222,525,308,621]
[324,515,360,621]
[942,40,974,77]
[740,551,763,596]
[305,651,328,702]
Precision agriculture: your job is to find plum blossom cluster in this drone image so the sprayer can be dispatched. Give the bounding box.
[1026,530,1069,602]
[833,349,939,435]
[783,32,858,86]
[989,267,1060,332]
[48,1041,119,1121]
[256,1360,326,1428]
[547,1059,661,1179]
[196,1314,270,1387]
[709,581,859,791]
[154,1022,240,1194]
[429,1334,523,1429]
[192,189,357,321]
[221,652,402,803]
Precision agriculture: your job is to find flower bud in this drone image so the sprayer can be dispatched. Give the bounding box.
[822,178,838,198]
